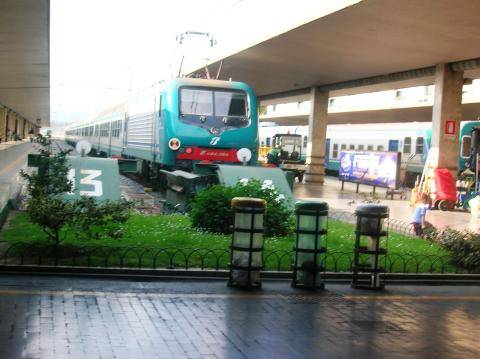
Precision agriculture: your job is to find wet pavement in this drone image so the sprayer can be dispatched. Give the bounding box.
[294,177,480,232]
[0,274,478,358]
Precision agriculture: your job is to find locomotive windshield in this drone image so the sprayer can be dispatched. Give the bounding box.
[180,88,213,116]
[180,88,247,117]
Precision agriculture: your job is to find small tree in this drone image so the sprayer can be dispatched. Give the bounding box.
[20,134,132,246]
[20,134,74,245]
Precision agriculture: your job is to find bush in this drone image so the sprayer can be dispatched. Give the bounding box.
[190,185,235,234]
[190,179,294,237]
[426,228,480,271]
[70,197,134,240]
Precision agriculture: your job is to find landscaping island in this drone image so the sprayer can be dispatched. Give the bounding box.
[1,212,453,273]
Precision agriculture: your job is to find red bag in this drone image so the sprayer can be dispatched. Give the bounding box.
[434,168,457,202]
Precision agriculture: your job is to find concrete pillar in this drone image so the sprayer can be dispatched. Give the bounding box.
[430,63,464,177]
[6,111,15,141]
[22,119,27,139]
[0,108,6,143]
[305,87,329,184]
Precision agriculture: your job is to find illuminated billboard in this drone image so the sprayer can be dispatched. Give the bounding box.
[338,151,401,189]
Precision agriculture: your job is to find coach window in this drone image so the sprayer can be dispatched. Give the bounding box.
[332,144,339,159]
[367,145,373,151]
[358,144,364,151]
[349,144,355,150]
[403,137,411,154]
[415,137,424,155]
[266,137,271,147]
[377,145,384,151]
[340,144,346,151]
[303,136,308,148]
[461,136,471,158]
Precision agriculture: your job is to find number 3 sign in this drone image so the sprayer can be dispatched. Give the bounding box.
[65,156,120,201]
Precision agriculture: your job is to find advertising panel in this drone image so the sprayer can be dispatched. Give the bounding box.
[338,151,401,189]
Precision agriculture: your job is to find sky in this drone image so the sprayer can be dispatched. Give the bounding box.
[50,0,361,129]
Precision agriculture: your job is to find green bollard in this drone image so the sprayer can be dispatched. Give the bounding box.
[292,200,329,289]
[352,204,389,290]
[228,197,266,288]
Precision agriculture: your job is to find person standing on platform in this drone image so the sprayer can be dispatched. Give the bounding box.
[412,193,431,237]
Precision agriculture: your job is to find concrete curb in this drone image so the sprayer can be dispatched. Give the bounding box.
[0,264,479,285]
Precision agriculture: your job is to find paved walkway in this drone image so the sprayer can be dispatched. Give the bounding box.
[0,142,35,207]
[0,275,478,358]
[294,177,480,232]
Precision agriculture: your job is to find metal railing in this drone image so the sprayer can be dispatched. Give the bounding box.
[0,242,458,274]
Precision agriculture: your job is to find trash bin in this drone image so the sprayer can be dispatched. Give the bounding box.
[228,197,266,288]
[352,204,389,290]
[292,200,328,289]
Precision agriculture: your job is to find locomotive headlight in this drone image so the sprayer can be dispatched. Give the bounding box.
[168,138,181,150]
[236,148,252,163]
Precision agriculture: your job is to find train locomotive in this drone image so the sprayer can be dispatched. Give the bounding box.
[66,78,259,173]
[65,78,295,210]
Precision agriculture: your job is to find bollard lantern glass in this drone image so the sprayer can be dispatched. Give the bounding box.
[228,197,266,288]
[292,200,328,289]
[352,204,389,290]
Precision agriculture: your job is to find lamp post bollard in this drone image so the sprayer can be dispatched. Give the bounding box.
[352,204,389,290]
[228,197,266,288]
[292,200,328,289]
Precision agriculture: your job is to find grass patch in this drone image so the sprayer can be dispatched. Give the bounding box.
[0,212,453,273]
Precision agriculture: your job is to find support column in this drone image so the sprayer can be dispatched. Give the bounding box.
[6,111,15,141]
[21,118,26,139]
[305,87,329,184]
[0,108,6,143]
[430,63,464,177]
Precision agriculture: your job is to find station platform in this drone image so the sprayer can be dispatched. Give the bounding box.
[294,177,479,232]
[0,141,35,209]
[0,140,29,152]
[0,274,478,358]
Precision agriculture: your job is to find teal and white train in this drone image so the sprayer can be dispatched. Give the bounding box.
[65,78,259,172]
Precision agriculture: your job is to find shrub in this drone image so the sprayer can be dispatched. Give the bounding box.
[427,228,480,271]
[70,197,134,240]
[190,184,235,234]
[190,179,294,237]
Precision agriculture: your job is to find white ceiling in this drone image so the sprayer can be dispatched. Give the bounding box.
[0,0,49,126]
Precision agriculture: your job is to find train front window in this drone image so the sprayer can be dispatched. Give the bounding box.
[179,87,249,132]
[180,88,213,116]
[214,91,246,117]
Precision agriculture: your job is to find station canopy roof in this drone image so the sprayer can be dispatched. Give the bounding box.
[0,0,50,126]
[260,102,480,126]
[189,0,480,104]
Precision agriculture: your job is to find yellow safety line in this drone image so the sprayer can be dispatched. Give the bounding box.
[0,288,479,301]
